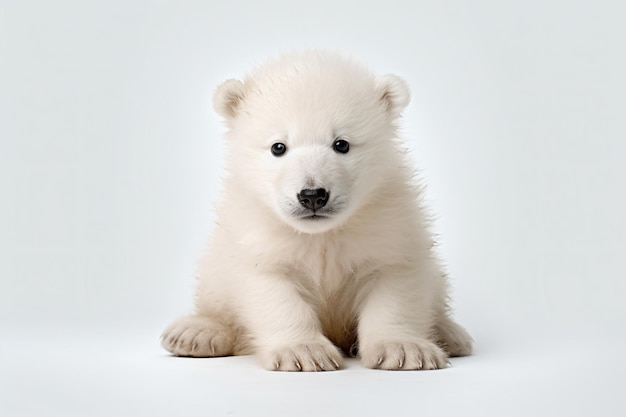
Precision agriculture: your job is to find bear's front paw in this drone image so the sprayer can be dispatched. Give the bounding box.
[260,339,343,372]
[360,339,449,370]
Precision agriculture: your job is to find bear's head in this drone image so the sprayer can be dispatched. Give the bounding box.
[213,51,410,234]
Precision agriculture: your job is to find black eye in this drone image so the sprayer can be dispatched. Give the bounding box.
[333,139,350,154]
[271,142,287,157]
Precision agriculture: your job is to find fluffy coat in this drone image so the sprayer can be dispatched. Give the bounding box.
[161,51,473,371]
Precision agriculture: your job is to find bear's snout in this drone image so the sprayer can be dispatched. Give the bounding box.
[297,188,330,211]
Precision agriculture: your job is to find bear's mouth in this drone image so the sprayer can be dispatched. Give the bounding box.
[287,196,346,223]
[292,207,337,220]
[301,213,329,220]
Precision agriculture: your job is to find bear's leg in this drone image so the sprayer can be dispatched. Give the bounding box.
[434,315,474,357]
[240,273,343,371]
[161,315,235,357]
[357,269,449,370]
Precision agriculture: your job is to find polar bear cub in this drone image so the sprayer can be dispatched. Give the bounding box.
[161,51,473,371]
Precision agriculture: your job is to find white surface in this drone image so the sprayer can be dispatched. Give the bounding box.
[1,1,625,416]
[2,330,625,417]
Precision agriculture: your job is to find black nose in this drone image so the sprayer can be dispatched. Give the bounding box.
[297,188,329,211]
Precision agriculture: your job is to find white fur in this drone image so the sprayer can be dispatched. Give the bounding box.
[162,51,473,371]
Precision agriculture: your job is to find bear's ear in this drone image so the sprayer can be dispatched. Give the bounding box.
[213,78,246,120]
[376,74,410,117]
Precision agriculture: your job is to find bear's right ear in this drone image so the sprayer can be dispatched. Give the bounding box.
[213,79,246,120]
[376,74,411,118]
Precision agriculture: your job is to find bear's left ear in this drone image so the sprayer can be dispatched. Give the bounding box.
[376,74,410,117]
[213,78,246,120]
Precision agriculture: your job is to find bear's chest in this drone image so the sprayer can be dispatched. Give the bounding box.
[290,240,364,354]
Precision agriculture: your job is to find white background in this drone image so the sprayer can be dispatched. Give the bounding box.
[1,1,625,416]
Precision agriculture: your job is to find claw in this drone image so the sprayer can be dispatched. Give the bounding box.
[295,361,302,371]
[332,359,340,369]
[377,356,384,366]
